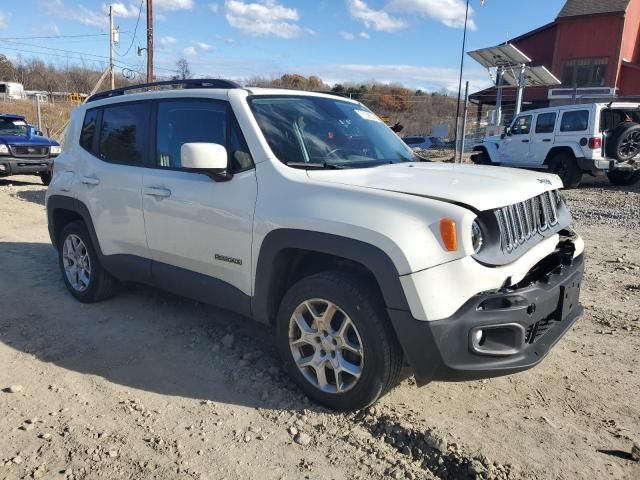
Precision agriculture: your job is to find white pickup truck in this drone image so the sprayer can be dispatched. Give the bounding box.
[472,102,640,188]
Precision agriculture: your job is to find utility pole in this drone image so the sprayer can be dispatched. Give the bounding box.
[460,81,470,163]
[146,0,154,82]
[453,0,470,162]
[109,5,115,90]
[35,95,42,132]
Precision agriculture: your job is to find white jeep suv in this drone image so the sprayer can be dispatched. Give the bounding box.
[472,102,640,188]
[46,79,585,410]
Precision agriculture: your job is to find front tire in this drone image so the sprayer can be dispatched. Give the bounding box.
[471,149,491,165]
[549,153,582,189]
[58,221,118,302]
[40,172,52,186]
[276,271,403,411]
[607,169,640,186]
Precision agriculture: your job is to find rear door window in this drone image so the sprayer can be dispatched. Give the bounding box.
[535,112,557,134]
[98,103,151,165]
[560,110,589,132]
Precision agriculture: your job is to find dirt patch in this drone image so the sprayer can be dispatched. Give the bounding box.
[1,175,639,480]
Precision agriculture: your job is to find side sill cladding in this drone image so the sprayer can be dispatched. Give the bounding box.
[251,229,411,325]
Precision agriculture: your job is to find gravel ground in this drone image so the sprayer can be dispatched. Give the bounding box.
[0,174,639,480]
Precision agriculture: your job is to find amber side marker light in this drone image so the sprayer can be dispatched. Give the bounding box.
[439,218,458,252]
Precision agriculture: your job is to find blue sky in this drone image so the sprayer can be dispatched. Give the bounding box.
[1,0,565,92]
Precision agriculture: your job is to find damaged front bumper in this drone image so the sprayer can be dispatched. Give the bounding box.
[389,236,584,384]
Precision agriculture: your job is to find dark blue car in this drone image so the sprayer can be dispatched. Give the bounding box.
[0,113,61,185]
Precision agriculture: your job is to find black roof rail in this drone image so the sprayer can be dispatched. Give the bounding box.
[86,78,243,103]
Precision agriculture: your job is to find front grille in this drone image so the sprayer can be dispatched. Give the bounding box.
[495,191,561,253]
[9,145,49,158]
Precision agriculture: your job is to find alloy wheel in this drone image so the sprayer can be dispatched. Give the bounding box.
[619,131,640,158]
[62,234,92,292]
[288,299,364,394]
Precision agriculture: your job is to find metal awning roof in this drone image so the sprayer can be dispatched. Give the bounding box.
[502,66,561,87]
[467,44,531,69]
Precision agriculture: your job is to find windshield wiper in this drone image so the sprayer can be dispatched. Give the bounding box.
[285,161,349,170]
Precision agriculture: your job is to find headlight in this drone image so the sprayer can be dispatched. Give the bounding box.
[50,145,62,155]
[0,144,8,155]
[471,220,484,254]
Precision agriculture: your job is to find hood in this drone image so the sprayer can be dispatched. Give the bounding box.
[307,162,563,212]
[0,134,57,146]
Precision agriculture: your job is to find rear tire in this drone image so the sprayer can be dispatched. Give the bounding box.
[606,122,640,162]
[607,169,640,186]
[276,271,403,411]
[58,221,118,303]
[549,153,582,189]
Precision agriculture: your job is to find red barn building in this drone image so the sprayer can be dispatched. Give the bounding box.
[471,0,640,116]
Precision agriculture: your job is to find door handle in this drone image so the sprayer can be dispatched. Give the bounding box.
[143,186,172,198]
[80,175,100,185]
[542,139,552,143]
[522,140,530,143]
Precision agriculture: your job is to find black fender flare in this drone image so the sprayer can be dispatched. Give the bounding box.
[47,195,103,256]
[251,229,410,324]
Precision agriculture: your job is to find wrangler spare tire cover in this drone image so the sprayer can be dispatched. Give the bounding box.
[606,122,640,162]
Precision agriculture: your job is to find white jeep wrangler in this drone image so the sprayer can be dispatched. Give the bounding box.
[46,80,585,410]
[472,102,640,188]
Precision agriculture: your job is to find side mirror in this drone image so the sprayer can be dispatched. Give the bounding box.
[37,130,44,137]
[180,142,232,181]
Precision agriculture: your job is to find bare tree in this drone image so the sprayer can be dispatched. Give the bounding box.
[174,58,192,80]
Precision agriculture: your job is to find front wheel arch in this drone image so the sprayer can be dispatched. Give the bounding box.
[252,230,410,326]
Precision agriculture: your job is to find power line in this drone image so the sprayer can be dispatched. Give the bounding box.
[0,33,130,41]
[1,40,112,63]
[117,0,144,57]
[0,44,143,72]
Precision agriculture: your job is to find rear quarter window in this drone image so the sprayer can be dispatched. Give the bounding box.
[79,109,98,153]
[560,110,589,132]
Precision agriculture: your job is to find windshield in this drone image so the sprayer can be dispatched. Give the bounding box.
[0,118,28,136]
[248,95,417,168]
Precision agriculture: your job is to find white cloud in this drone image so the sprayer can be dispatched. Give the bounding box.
[0,12,8,30]
[347,0,406,32]
[104,2,141,18]
[182,40,215,57]
[210,3,220,14]
[340,31,356,41]
[155,0,194,11]
[359,31,370,39]
[224,0,304,39]
[183,46,198,56]
[215,34,235,45]
[32,23,61,35]
[301,63,489,93]
[41,0,191,30]
[40,0,108,28]
[388,0,476,30]
[192,41,213,51]
[158,36,178,46]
